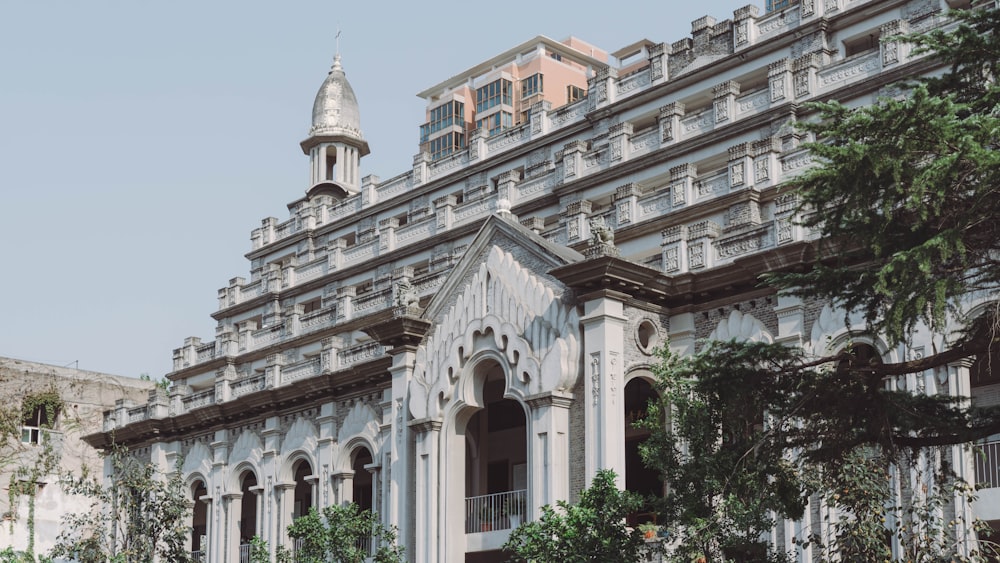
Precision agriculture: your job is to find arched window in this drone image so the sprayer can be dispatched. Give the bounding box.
[352,448,373,512]
[238,471,258,545]
[293,460,313,519]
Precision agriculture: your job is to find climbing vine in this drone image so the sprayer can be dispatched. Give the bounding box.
[4,388,65,559]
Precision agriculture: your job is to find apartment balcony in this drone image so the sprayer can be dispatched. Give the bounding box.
[974,438,1000,521]
[465,489,527,553]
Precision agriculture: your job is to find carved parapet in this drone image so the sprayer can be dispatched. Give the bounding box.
[661,225,689,274]
[614,183,639,227]
[670,163,697,208]
[728,142,753,189]
[768,58,791,103]
[713,80,741,124]
[686,220,721,270]
[657,101,685,143]
[648,42,669,83]
[880,19,910,67]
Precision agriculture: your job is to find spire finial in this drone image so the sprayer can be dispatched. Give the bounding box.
[336,28,342,56]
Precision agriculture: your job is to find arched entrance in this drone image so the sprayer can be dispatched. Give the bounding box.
[190,480,207,561]
[624,376,663,525]
[458,360,528,560]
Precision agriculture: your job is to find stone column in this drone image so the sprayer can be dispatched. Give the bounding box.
[580,292,629,487]
[528,100,551,139]
[378,217,399,255]
[387,347,419,556]
[274,483,296,552]
[223,492,242,562]
[525,392,573,510]
[316,402,337,508]
[331,470,355,505]
[409,419,442,563]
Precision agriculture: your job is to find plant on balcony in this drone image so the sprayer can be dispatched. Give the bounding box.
[637,522,658,540]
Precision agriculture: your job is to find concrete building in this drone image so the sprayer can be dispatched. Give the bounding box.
[89,0,999,561]
[0,357,153,557]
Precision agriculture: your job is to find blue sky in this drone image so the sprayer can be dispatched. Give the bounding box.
[0,0,754,379]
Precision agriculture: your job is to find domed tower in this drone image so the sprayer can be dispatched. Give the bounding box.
[301,54,370,197]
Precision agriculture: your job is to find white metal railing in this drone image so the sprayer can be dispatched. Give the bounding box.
[465,489,527,533]
[190,550,204,562]
[239,542,250,562]
[975,439,1000,488]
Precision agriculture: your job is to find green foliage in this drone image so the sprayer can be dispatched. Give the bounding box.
[640,345,801,563]
[248,535,271,563]
[643,341,1000,562]
[0,547,51,563]
[49,443,193,563]
[286,503,404,563]
[5,389,66,555]
[503,469,652,563]
[769,7,1000,348]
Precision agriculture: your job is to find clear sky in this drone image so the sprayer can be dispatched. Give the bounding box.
[0,0,755,379]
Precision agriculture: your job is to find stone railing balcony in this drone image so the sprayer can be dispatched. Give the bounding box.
[230,373,266,399]
[182,388,215,412]
[338,341,385,369]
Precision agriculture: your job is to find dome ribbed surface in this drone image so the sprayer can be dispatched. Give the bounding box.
[310,54,363,139]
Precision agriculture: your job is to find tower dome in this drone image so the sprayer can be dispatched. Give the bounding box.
[309,54,364,140]
[302,53,370,196]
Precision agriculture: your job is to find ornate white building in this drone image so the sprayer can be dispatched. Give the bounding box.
[89,0,1000,561]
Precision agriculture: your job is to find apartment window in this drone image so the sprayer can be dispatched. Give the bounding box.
[567,85,587,103]
[766,0,796,11]
[476,79,513,113]
[476,112,513,137]
[521,73,543,99]
[21,403,58,445]
[421,101,464,143]
[429,132,465,160]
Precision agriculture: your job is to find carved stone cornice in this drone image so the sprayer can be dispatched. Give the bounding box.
[361,308,432,349]
[551,241,817,310]
[85,357,392,450]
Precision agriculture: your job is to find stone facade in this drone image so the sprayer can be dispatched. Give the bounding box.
[88,1,997,561]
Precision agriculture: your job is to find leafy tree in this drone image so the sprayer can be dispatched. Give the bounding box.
[641,6,1000,562]
[503,469,653,563]
[49,443,192,563]
[769,6,1000,390]
[286,503,404,563]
